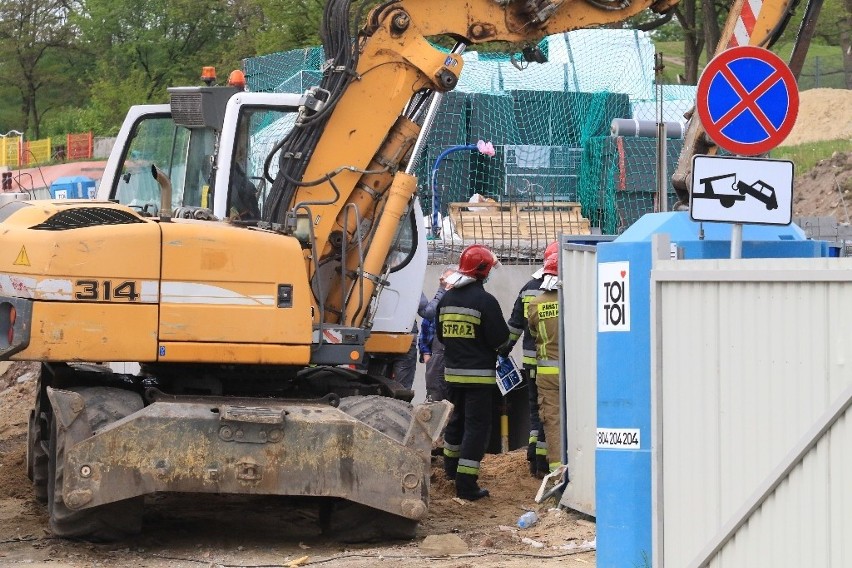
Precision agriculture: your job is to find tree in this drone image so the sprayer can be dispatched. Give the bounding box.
[73,0,248,134]
[252,0,326,54]
[0,0,78,138]
[702,0,724,59]
[672,0,704,83]
[637,0,723,83]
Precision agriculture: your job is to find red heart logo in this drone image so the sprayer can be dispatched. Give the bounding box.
[620,270,626,278]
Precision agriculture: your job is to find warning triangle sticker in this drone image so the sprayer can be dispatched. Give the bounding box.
[14,246,30,266]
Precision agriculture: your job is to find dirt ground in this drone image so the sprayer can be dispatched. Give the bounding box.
[792,150,852,221]
[783,88,852,221]
[779,88,852,148]
[0,362,594,567]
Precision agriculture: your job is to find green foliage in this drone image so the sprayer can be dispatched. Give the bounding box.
[0,0,848,139]
[778,0,846,45]
[0,0,78,138]
[654,39,848,87]
[253,0,326,53]
[82,64,170,136]
[635,11,683,42]
[40,108,90,139]
[650,0,849,85]
[0,81,22,134]
[75,0,243,103]
[771,139,852,174]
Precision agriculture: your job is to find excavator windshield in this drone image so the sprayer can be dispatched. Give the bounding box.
[227,107,296,221]
[111,114,200,216]
[108,104,295,219]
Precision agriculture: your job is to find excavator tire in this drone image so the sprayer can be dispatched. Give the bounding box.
[337,395,413,443]
[47,386,144,541]
[27,366,51,503]
[30,363,115,503]
[324,395,419,542]
[27,402,49,503]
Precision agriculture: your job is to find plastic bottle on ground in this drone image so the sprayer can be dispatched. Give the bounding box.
[517,511,538,529]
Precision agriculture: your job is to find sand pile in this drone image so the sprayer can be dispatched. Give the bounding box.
[780,88,852,147]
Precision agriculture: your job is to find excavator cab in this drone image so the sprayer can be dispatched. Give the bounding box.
[105,108,185,217]
[99,84,298,222]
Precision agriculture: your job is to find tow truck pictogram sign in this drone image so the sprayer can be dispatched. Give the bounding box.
[690,154,793,225]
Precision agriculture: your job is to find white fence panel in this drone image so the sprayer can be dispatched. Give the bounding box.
[559,244,599,515]
[652,257,852,568]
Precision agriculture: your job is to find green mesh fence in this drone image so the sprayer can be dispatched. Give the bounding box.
[243,48,325,92]
[243,29,697,251]
[579,136,683,234]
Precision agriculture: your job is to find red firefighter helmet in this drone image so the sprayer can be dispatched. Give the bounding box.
[544,240,559,260]
[457,244,498,280]
[543,254,558,276]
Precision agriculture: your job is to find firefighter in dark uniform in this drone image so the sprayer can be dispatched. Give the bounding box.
[500,241,558,478]
[438,244,510,501]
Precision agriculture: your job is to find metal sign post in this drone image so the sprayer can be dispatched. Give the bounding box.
[655,53,668,213]
[731,223,743,258]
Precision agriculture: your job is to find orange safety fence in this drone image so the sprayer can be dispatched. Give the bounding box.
[0,132,93,167]
[66,132,93,160]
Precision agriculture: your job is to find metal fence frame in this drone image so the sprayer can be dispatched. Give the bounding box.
[651,238,852,568]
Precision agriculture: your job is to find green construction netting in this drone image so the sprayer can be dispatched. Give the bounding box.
[243,29,697,242]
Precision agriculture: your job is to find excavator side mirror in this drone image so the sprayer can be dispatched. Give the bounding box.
[510,44,548,71]
[522,45,548,64]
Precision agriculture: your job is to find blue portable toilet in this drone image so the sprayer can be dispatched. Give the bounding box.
[594,211,831,568]
[50,176,96,200]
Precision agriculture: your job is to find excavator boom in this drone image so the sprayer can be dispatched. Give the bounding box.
[264,0,677,329]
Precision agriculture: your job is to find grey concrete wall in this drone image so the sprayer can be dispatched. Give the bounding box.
[93,137,116,160]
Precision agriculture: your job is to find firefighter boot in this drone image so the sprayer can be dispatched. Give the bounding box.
[456,472,489,501]
[443,456,458,481]
[527,440,537,475]
[535,455,550,479]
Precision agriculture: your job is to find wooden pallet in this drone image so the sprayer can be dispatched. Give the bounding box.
[515,201,591,237]
[447,201,515,240]
[448,201,591,239]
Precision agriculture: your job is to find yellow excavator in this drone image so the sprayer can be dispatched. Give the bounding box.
[0,0,817,542]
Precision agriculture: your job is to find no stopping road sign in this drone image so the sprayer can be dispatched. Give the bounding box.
[697,46,799,156]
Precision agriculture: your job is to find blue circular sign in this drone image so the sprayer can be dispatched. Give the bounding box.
[697,46,799,155]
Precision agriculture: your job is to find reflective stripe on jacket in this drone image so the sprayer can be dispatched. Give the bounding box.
[437,280,510,387]
[506,276,544,366]
[527,290,560,374]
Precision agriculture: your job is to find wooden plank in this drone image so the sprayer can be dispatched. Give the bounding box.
[518,206,591,237]
[449,201,516,239]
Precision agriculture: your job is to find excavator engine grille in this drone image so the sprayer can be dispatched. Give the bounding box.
[30,207,145,231]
